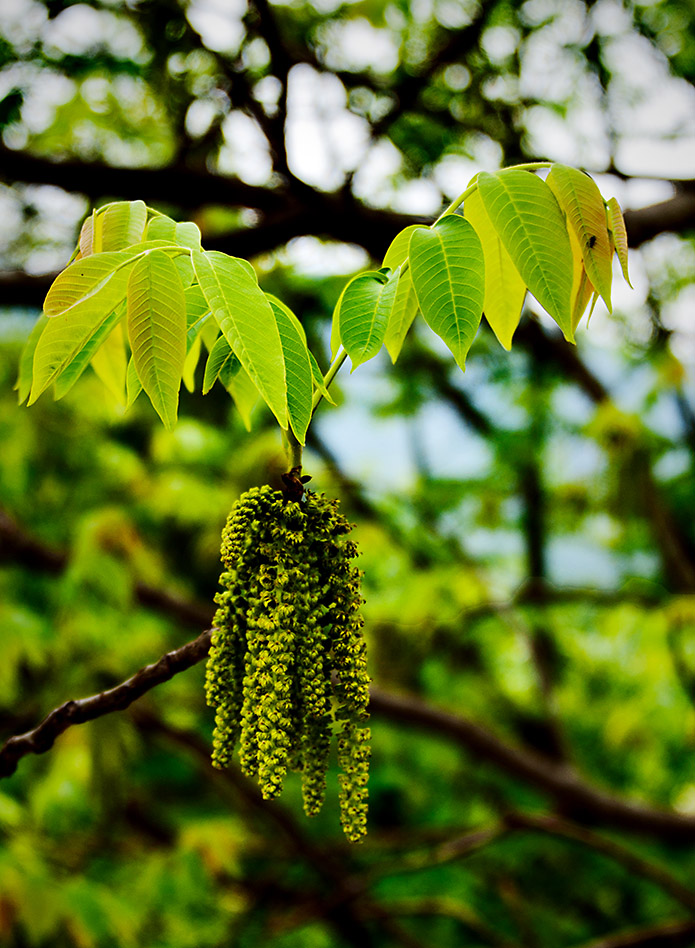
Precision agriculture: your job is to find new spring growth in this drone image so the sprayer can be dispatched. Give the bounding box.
[205,485,371,843]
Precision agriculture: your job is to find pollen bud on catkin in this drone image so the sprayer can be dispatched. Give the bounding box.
[205,484,371,841]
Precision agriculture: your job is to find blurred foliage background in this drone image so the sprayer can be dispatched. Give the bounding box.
[1,0,695,945]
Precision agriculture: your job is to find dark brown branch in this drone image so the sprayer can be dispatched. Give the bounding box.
[0,629,213,778]
[504,812,695,912]
[574,920,695,948]
[623,186,695,248]
[368,689,695,843]
[0,144,284,213]
[4,625,695,845]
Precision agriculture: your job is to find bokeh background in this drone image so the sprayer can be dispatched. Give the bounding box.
[1,1,695,945]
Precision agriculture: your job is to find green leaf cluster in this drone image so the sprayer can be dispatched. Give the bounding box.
[333,164,630,365]
[20,202,322,444]
[21,166,630,440]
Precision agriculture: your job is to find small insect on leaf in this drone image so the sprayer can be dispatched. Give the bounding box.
[587,235,597,249]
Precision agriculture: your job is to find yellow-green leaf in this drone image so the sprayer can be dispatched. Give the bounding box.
[607,197,632,288]
[269,299,313,443]
[384,267,419,363]
[202,335,241,395]
[192,250,288,428]
[225,364,258,431]
[409,214,485,370]
[546,164,612,311]
[16,314,48,404]
[126,357,142,407]
[30,296,126,404]
[127,250,186,429]
[337,270,398,370]
[567,224,596,332]
[183,334,201,393]
[478,169,574,341]
[99,201,148,252]
[383,225,421,270]
[44,251,135,317]
[91,320,127,404]
[464,189,526,350]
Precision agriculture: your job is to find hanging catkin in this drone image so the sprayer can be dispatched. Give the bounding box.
[205,485,370,842]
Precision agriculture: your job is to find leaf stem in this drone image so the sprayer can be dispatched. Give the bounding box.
[435,161,552,223]
[285,426,303,469]
[311,346,348,415]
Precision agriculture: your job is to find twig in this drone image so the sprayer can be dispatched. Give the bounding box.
[573,919,695,948]
[0,630,213,778]
[505,812,695,912]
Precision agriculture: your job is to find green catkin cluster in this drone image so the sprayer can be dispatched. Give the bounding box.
[205,484,371,842]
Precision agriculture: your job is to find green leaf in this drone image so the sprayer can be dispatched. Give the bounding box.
[203,334,241,394]
[185,284,211,324]
[192,250,288,428]
[384,267,419,363]
[77,212,95,258]
[174,221,202,251]
[309,350,336,405]
[336,270,398,370]
[98,201,148,252]
[126,356,142,407]
[477,169,574,340]
[464,189,526,350]
[567,224,596,332]
[16,314,48,404]
[409,215,485,370]
[44,242,184,319]
[182,334,201,393]
[44,251,136,317]
[146,215,177,242]
[127,249,186,429]
[607,197,632,288]
[268,299,313,443]
[53,306,125,400]
[226,364,259,431]
[90,319,127,404]
[30,292,127,404]
[546,164,613,311]
[383,225,421,270]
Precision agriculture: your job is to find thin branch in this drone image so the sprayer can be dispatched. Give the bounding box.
[0,629,213,778]
[573,920,695,948]
[368,689,695,843]
[505,812,695,913]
